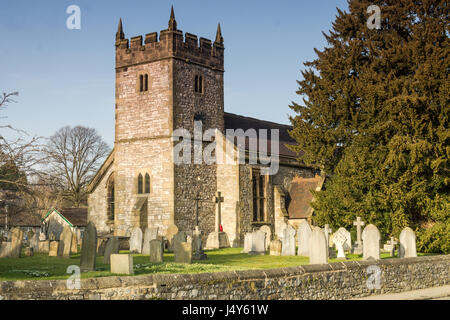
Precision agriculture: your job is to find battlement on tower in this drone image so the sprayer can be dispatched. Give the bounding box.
[115,9,224,71]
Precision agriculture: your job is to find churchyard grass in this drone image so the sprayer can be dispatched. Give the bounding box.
[0,248,434,281]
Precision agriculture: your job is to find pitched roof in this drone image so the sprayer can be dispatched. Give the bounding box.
[43,207,88,227]
[223,112,302,159]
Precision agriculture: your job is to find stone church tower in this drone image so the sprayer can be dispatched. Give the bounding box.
[88,8,226,238]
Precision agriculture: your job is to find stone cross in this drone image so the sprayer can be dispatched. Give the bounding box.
[213,191,224,232]
[353,217,365,246]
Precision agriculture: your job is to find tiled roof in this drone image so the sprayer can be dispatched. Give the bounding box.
[44,207,88,227]
[223,112,302,159]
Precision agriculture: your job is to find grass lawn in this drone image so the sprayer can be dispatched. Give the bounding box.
[0,247,431,282]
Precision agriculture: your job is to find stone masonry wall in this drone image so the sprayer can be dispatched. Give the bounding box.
[0,255,448,300]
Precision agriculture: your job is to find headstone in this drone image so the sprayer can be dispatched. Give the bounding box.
[149,239,164,263]
[10,228,23,258]
[39,232,46,241]
[324,224,336,258]
[259,225,271,251]
[269,239,282,256]
[398,227,417,258]
[281,224,296,256]
[59,226,73,258]
[205,192,230,249]
[174,242,192,264]
[103,236,120,264]
[49,240,59,257]
[38,240,50,253]
[362,224,380,260]
[353,217,365,254]
[192,226,207,260]
[80,222,97,272]
[129,227,143,254]
[249,230,266,255]
[24,247,34,257]
[165,224,179,251]
[383,237,397,257]
[242,233,252,253]
[142,227,159,255]
[71,232,78,254]
[309,227,328,264]
[30,231,40,253]
[172,231,187,253]
[110,254,134,275]
[0,242,11,258]
[332,231,347,259]
[336,227,352,251]
[297,220,312,256]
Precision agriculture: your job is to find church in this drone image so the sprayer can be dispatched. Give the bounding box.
[87,8,324,246]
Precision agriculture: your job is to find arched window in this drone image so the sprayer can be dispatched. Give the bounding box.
[107,178,115,221]
[145,173,150,194]
[137,174,143,194]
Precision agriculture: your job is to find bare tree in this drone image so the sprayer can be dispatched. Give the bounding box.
[44,126,110,207]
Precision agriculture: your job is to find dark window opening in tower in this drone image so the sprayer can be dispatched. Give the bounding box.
[139,75,144,92]
[199,76,203,93]
[137,173,143,194]
[144,74,148,91]
[252,169,265,222]
[194,75,199,92]
[145,173,150,194]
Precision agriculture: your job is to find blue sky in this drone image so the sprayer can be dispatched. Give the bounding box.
[0,0,348,147]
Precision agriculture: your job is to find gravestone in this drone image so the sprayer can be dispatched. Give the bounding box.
[205,192,230,249]
[80,222,97,272]
[332,231,347,259]
[149,239,164,263]
[129,227,143,254]
[38,240,50,253]
[336,227,352,251]
[39,232,46,241]
[110,254,134,275]
[249,230,266,255]
[398,227,417,258]
[97,238,108,256]
[10,228,23,258]
[24,247,34,257]
[269,239,282,256]
[297,220,312,256]
[353,217,365,254]
[71,232,78,254]
[48,240,59,257]
[103,236,120,264]
[166,224,179,251]
[59,226,73,258]
[172,231,187,253]
[309,227,328,264]
[30,231,40,253]
[362,224,380,260]
[192,226,207,260]
[242,233,252,253]
[174,241,192,264]
[142,227,159,255]
[259,225,271,251]
[0,242,11,258]
[324,224,336,258]
[281,224,296,256]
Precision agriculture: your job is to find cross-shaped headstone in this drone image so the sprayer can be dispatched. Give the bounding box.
[213,191,224,232]
[353,217,365,246]
[324,224,332,246]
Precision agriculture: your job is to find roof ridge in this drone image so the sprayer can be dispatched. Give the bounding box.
[224,112,293,129]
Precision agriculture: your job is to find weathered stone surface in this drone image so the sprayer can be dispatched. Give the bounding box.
[0,242,11,258]
[71,232,78,254]
[97,238,108,256]
[103,237,120,264]
[80,222,97,272]
[249,230,266,255]
[281,224,296,256]
[332,230,347,260]
[192,226,207,260]
[269,240,282,256]
[259,225,271,251]
[335,227,352,251]
[172,231,187,253]
[110,254,134,275]
[165,225,179,251]
[129,227,143,254]
[38,241,50,253]
[362,224,380,260]
[10,228,23,258]
[309,227,328,264]
[174,242,192,264]
[205,231,230,250]
[30,232,40,253]
[242,233,252,253]
[58,226,72,258]
[142,227,159,255]
[149,239,164,263]
[24,247,34,257]
[297,220,312,256]
[398,227,417,258]
[49,241,59,257]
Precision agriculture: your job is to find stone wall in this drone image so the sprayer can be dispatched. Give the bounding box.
[2,255,447,300]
